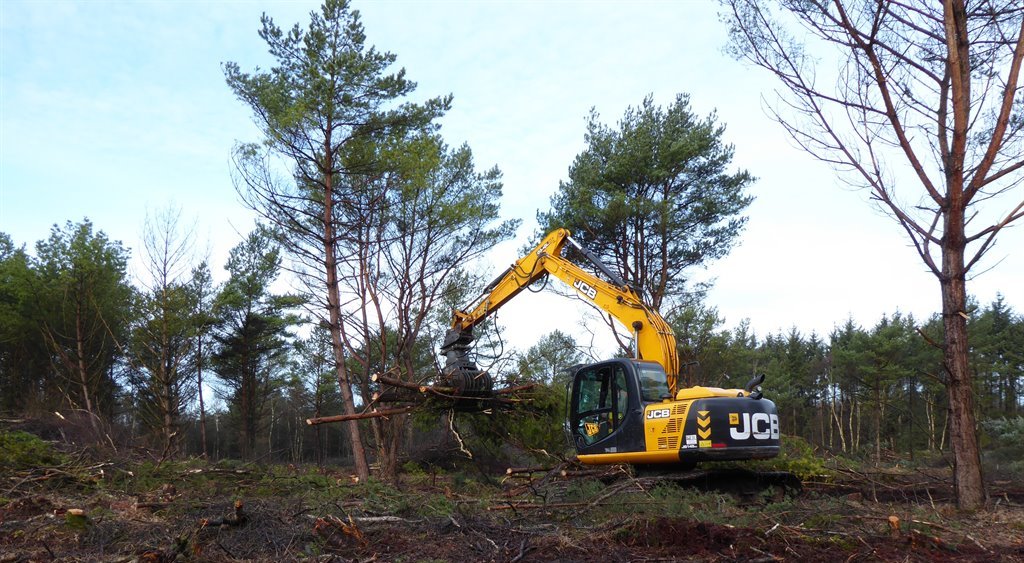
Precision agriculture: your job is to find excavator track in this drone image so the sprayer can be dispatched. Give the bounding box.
[632,466,802,501]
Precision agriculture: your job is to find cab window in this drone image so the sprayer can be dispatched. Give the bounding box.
[573,364,630,445]
[637,363,670,402]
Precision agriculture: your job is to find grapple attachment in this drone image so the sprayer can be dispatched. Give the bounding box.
[439,329,493,398]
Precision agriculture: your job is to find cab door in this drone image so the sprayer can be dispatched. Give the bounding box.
[568,360,645,455]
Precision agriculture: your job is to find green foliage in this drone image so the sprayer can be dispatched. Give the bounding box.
[561,478,605,502]
[401,460,426,476]
[668,302,726,386]
[460,382,570,467]
[212,226,301,459]
[32,220,134,419]
[0,234,49,412]
[0,431,64,470]
[646,483,738,522]
[538,93,754,311]
[517,330,585,387]
[224,0,449,165]
[971,295,1024,415]
[981,416,1024,474]
[742,435,830,480]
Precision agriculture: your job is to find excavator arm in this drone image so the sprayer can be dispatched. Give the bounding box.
[441,228,680,394]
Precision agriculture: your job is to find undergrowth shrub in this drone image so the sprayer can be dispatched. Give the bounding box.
[712,435,831,481]
[981,416,1024,475]
[0,430,65,470]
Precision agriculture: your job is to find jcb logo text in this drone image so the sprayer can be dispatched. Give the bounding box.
[729,413,779,440]
[573,279,598,300]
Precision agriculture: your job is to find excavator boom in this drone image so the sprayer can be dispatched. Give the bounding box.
[442,228,679,392]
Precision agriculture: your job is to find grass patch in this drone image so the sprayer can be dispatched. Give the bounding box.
[0,430,65,470]
[645,483,739,522]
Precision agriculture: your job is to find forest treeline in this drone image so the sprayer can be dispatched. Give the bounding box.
[673,302,1023,466]
[1,221,1021,473]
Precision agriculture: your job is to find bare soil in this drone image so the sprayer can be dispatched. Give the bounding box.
[2,443,1023,562]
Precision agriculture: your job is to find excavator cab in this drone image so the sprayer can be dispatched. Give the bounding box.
[568,359,650,453]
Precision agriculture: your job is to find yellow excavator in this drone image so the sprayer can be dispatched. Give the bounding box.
[440,228,780,468]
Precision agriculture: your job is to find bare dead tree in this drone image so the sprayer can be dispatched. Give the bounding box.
[129,205,199,458]
[188,261,217,458]
[721,0,1024,508]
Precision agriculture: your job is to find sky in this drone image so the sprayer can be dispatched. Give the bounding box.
[2,0,1021,357]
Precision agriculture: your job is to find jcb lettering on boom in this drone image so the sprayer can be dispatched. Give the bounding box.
[572,279,597,300]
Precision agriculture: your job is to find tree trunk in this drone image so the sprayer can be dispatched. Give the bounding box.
[926,399,935,451]
[853,400,861,451]
[831,387,846,452]
[241,364,251,458]
[163,379,175,457]
[377,416,404,484]
[75,301,99,435]
[875,384,882,464]
[269,398,276,458]
[941,410,949,452]
[908,378,915,461]
[323,162,370,481]
[314,386,324,467]
[941,233,986,509]
[818,402,825,448]
[197,336,208,457]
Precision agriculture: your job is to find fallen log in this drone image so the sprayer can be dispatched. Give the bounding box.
[372,373,456,395]
[560,469,615,479]
[494,383,536,395]
[372,375,525,405]
[506,466,552,475]
[181,468,250,477]
[306,406,416,426]
[373,372,533,399]
[371,390,419,403]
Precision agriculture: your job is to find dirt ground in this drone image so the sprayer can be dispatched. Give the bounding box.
[2,438,1023,562]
